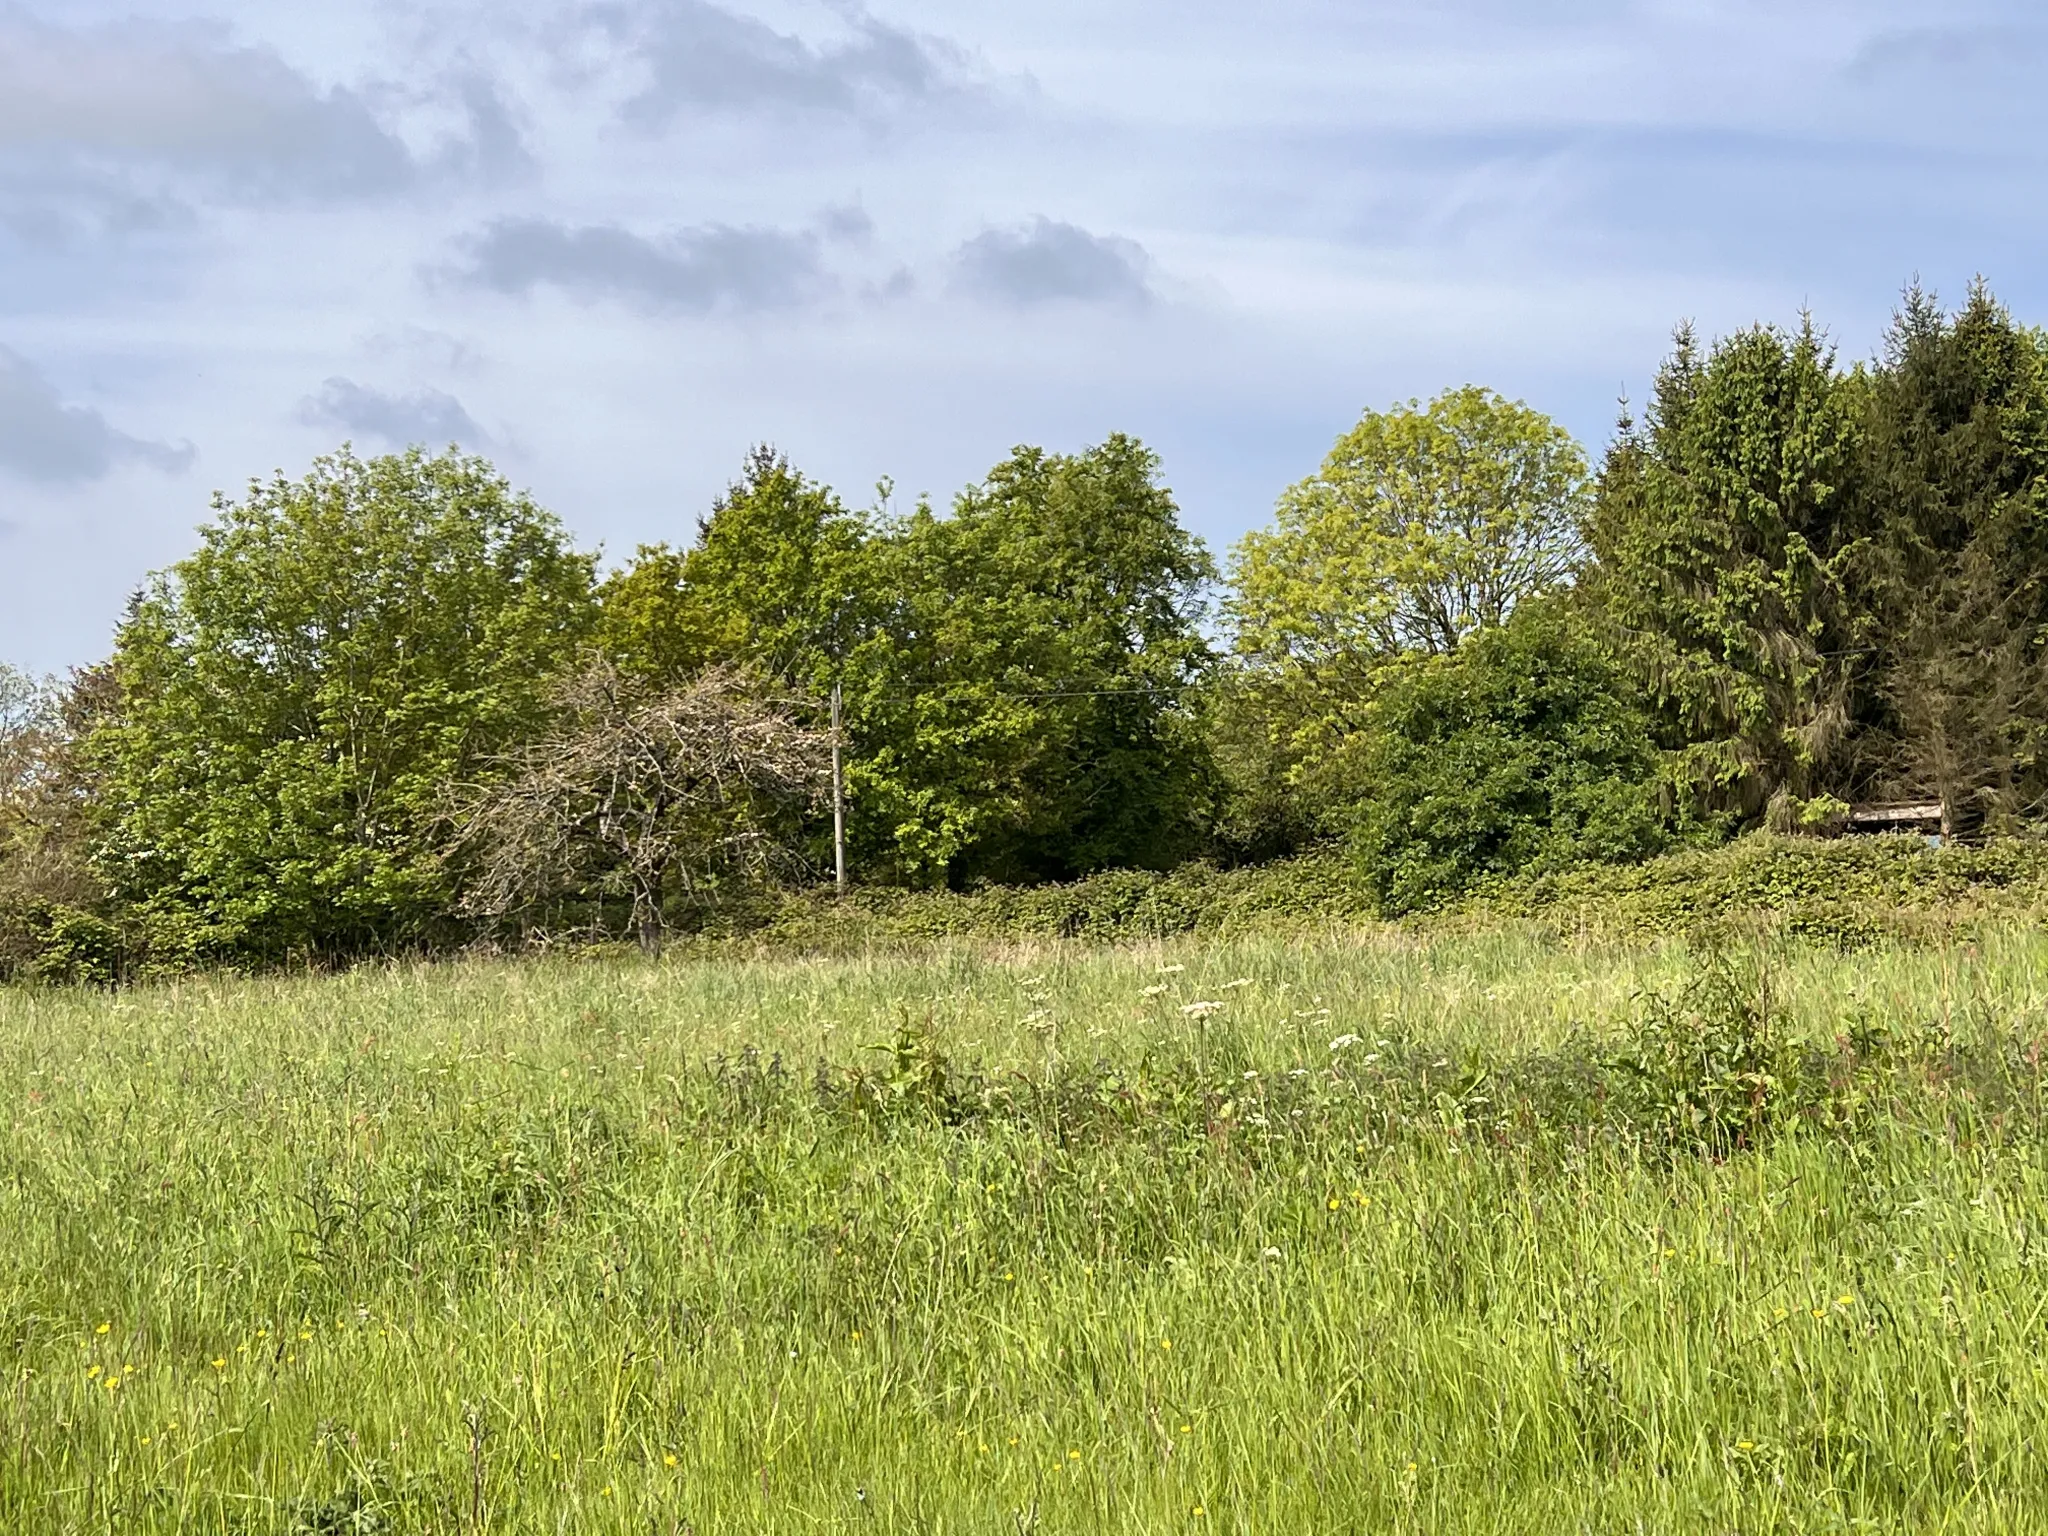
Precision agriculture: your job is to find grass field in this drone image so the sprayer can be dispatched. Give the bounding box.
[9,926,2048,1531]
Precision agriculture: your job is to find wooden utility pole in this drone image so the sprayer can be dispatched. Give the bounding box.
[830,681,847,896]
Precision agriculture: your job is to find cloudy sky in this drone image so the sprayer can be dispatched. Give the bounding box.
[3,0,2044,671]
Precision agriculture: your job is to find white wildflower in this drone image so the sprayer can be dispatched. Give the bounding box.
[1221,978,1253,990]
[1156,963,1187,975]
[1328,1034,1362,1052]
[1181,1000,1224,1019]
[1141,984,1168,999]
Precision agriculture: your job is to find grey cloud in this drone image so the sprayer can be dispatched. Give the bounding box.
[819,202,875,243]
[952,218,1154,308]
[0,15,415,199]
[439,74,537,185]
[299,378,487,448]
[1845,26,2046,84]
[451,217,828,313]
[584,0,974,128]
[0,347,192,485]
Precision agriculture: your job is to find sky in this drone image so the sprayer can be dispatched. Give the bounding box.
[3,0,2046,672]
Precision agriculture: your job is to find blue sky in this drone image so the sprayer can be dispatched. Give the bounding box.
[2,0,2045,671]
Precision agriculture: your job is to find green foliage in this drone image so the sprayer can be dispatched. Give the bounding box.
[1220,389,1595,865]
[1608,961,1793,1154]
[848,435,1217,884]
[691,831,2048,952]
[90,447,597,962]
[1858,283,2048,826]
[1345,603,1672,913]
[1587,320,1867,817]
[597,447,872,693]
[1232,385,1590,663]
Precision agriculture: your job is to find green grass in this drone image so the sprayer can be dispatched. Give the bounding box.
[9,927,2048,1531]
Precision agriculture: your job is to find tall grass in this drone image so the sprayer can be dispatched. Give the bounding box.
[8,929,2048,1531]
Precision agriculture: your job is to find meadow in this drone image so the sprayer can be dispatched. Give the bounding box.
[8,924,2048,1532]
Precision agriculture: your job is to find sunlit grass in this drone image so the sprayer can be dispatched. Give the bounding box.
[8,928,2048,1531]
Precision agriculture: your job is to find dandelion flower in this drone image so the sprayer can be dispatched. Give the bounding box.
[96,1322,111,1336]
[664,1454,678,1467]
[1192,1505,1206,1517]
[1180,1424,1191,1434]
[210,1358,226,1370]
[1068,1449,1081,1460]
[1160,1338,1171,1351]
[1327,1197,1341,1210]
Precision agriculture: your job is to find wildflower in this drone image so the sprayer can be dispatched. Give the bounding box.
[1157,964,1186,975]
[1181,1001,1223,1019]
[664,1454,678,1467]
[1736,1440,1755,1451]
[1838,1294,1854,1307]
[210,1358,226,1370]
[1811,1308,1827,1320]
[86,1365,100,1378]
[1141,985,1168,999]
[95,1322,111,1336]
[1261,1247,1281,1260]
[1327,1197,1341,1211]
[1329,1035,1361,1051]
[1192,1506,1205,1517]
[1068,1449,1081,1461]
[1221,978,1252,990]
[1179,1424,1191,1434]
[1160,1338,1171,1351]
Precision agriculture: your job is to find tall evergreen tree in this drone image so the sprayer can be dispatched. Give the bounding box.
[1585,320,1870,822]
[1859,282,2048,829]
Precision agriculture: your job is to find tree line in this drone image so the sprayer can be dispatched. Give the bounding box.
[3,281,2043,977]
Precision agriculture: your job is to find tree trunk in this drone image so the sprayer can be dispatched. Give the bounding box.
[631,863,665,958]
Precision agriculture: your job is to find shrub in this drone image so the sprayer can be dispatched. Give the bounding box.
[1348,603,1673,913]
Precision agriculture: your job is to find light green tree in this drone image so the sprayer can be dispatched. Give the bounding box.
[1230,386,1590,666]
[1216,388,1591,845]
